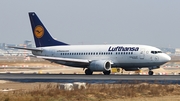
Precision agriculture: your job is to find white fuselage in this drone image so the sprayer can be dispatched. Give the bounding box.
[32,44,171,69]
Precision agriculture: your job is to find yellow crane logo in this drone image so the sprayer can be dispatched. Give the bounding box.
[34,25,44,38]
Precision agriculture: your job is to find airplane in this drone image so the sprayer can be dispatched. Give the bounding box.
[9,12,171,75]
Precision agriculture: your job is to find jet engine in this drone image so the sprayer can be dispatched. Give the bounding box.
[89,60,111,71]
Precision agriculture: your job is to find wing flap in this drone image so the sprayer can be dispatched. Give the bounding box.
[36,56,90,64]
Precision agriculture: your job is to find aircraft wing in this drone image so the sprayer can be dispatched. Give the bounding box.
[8,46,90,64]
[8,46,42,51]
[36,56,90,64]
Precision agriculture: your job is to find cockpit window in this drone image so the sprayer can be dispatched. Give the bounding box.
[151,51,162,54]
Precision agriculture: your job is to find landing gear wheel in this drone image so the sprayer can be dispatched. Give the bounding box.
[85,69,93,75]
[103,70,111,75]
[148,71,154,75]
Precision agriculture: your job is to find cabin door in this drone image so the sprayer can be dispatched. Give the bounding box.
[139,49,145,59]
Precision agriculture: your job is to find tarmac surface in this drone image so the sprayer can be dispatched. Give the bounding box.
[0,56,180,84]
[0,73,180,84]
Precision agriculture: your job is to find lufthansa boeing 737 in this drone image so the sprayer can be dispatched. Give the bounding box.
[9,12,171,75]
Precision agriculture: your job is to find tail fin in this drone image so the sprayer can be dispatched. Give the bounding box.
[29,12,68,47]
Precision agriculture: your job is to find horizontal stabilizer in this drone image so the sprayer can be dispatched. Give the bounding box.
[8,46,42,51]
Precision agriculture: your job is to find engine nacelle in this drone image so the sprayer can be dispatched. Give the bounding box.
[89,60,111,71]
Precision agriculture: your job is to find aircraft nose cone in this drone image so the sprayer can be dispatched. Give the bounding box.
[164,54,171,62]
[167,55,171,61]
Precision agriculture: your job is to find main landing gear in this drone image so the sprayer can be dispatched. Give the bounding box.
[84,69,111,75]
[103,70,111,75]
[85,69,93,75]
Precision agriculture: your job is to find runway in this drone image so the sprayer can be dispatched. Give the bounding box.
[0,73,180,84]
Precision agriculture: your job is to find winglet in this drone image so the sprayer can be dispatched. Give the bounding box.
[29,12,68,47]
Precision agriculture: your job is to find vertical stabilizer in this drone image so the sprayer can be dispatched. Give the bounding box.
[29,12,68,47]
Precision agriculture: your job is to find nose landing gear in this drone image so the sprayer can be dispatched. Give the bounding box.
[148,70,154,75]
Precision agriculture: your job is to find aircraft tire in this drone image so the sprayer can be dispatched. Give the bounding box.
[85,69,93,75]
[148,71,154,75]
[103,70,111,75]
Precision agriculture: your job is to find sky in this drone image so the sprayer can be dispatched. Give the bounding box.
[0,0,180,48]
